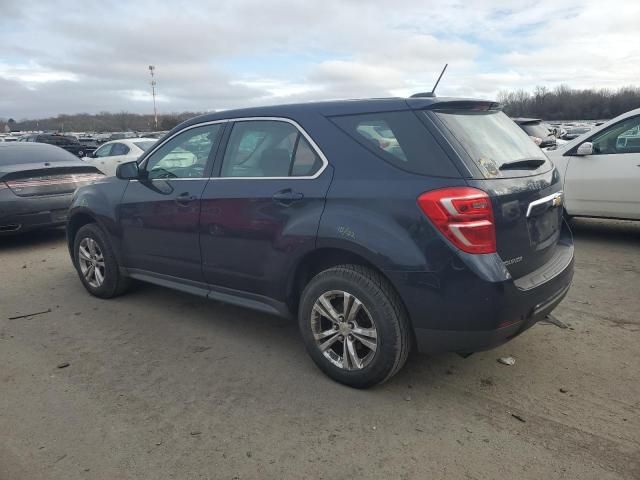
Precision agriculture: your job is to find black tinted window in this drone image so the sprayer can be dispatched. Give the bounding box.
[331,111,459,177]
[42,135,77,146]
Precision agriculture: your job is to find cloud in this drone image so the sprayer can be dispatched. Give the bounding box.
[0,0,638,118]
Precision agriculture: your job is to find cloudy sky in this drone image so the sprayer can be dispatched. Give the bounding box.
[1,0,639,119]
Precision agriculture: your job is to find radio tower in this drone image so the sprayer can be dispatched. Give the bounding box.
[148,65,158,130]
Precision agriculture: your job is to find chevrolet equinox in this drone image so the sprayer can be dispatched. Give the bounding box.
[67,97,574,388]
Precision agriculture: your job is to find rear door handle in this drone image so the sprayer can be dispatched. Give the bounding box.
[272,189,304,205]
[175,192,198,206]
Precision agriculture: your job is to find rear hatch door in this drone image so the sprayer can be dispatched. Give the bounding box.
[425,104,566,279]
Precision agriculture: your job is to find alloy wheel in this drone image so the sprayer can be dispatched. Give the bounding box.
[78,237,106,288]
[310,290,378,370]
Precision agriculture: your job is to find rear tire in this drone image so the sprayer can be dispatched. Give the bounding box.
[298,264,411,388]
[73,223,129,299]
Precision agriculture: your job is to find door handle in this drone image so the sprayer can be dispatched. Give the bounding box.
[175,193,197,206]
[272,189,304,205]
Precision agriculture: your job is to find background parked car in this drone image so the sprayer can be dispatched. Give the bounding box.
[512,118,557,148]
[0,143,103,234]
[562,125,592,140]
[16,133,94,157]
[82,138,157,176]
[108,132,139,141]
[546,107,640,220]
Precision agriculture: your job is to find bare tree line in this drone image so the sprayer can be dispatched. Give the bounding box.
[3,111,205,133]
[4,85,640,132]
[498,85,640,120]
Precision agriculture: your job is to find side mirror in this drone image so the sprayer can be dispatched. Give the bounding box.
[116,160,141,180]
[575,142,593,156]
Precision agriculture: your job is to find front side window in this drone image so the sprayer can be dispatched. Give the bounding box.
[591,116,640,155]
[220,120,323,178]
[145,124,222,179]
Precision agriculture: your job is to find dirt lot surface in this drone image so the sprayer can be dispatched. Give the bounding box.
[1,218,638,480]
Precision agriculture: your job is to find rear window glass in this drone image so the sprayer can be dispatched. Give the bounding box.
[330,111,459,177]
[0,144,79,165]
[433,110,549,178]
[520,123,550,138]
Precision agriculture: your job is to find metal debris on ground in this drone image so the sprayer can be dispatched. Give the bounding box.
[8,309,51,320]
[498,356,516,366]
[57,362,70,369]
[511,413,526,423]
[540,313,569,329]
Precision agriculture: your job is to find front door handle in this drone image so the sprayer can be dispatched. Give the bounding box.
[175,193,197,206]
[272,189,304,205]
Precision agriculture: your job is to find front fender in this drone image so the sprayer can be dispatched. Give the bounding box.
[67,178,128,260]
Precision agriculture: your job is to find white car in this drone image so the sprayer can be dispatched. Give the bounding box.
[546,108,640,220]
[83,138,157,176]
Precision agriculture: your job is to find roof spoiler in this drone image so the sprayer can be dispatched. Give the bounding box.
[425,100,503,111]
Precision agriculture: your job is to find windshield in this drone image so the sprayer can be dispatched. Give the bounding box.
[433,110,548,178]
[521,123,551,138]
[133,140,156,151]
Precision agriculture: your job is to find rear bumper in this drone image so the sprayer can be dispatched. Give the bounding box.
[0,190,73,234]
[386,236,575,354]
[413,279,571,353]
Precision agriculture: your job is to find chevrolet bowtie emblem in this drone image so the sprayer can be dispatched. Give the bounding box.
[552,194,563,207]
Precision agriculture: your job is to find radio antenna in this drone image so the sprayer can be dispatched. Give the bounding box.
[410,64,448,98]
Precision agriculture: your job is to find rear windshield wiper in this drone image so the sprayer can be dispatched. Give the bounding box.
[499,158,546,171]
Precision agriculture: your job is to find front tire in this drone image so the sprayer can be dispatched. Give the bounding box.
[298,264,410,388]
[73,223,129,298]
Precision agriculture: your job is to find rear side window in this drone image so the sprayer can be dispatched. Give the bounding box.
[221,120,323,178]
[433,110,549,178]
[110,143,130,156]
[330,111,459,177]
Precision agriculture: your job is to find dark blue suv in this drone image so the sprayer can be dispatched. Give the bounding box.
[67,97,574,388]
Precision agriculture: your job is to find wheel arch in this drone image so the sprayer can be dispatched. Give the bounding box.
[67,210,98,259]
[286,246,409,322]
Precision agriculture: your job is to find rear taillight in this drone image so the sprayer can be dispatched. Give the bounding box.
[417,187,496,254]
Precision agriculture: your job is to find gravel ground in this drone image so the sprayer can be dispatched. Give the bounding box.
[1,218,638,480]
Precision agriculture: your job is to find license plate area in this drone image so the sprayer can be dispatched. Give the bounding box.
[527,203,562,249]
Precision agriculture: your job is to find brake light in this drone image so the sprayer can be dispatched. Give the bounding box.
[417,187,496,254]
